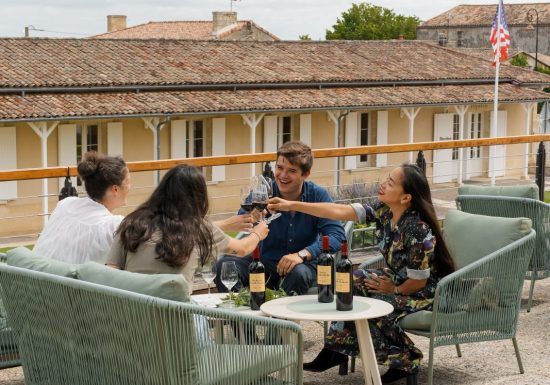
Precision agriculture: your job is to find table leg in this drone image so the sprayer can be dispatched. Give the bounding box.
[355,319,381,385]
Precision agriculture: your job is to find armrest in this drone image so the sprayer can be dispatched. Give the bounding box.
[358,254,385,270]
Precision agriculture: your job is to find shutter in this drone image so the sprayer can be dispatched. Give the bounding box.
[57,124,77,190]
[376,111,388,167]
[107,122,123,156]
[0,126,17,200]
[299,114,312,146]
[344,112,358,170]
[263,116,278,152]
[211,118,226,182]
[170,120,187,158]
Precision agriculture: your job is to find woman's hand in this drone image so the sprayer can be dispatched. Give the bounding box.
[364,274,395,294]
[268,197,293,212]
[251,220,269,241]
[214,214,253,232]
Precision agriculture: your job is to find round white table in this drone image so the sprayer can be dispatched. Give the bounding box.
[260,294,393,385]
[191,292,265,316]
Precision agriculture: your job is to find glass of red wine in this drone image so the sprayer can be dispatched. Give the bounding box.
[240,187,254,213]
[252,184,268,221]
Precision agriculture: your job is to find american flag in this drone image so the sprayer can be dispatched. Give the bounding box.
[490,0,510,66]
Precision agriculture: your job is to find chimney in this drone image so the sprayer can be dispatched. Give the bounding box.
[212,11,237,32]
[107,15,127,33]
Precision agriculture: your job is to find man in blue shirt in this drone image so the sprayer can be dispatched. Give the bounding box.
[214,141,345,295]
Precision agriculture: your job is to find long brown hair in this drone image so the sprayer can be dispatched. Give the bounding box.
[116,164,213,268]
[401,164,455,277]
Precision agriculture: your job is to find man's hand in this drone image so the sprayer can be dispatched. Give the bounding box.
[276,253,302,276]
[268,197,293,212]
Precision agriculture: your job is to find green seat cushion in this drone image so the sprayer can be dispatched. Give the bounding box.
[76,262,190,302]
[443,210,532,269]
[399,310,432,331]
[458,184,539,200]
[6,246,76,278]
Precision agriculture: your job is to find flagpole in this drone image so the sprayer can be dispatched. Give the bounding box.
[491,2,502,186]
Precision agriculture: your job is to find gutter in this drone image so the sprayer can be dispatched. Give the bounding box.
[2,98,549,124]
[0,78,519,96]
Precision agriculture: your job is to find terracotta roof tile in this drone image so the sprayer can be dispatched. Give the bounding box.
[420,3,550,27]
[93,20,279,40]
[0,84,548,121]
[0,39,548,89]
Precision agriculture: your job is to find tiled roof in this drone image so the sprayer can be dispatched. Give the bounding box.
[419,3,550,27]
[0,39,549,88]
[0,84,548,121]
[93,20,279,40]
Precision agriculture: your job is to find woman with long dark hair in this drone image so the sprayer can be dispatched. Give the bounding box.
[268,163,454,384]
[107,164,268,291]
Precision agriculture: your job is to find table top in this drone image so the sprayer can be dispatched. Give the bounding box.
[191,292,265,316]
[260,295,393,322]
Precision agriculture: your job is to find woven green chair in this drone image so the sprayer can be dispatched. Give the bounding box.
[456,184,550,312]
[0,264,303,385]
[0,252,20,369]
[360,210,535,385]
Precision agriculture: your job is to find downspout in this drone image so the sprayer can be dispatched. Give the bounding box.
[335,111,350,190]
[155,117,170,185]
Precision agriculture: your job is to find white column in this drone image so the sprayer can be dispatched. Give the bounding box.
[376,111,388,168]
[28,121,59,227]
[142,117,163,185]
[454,105,469,185]
[0,126,17,200]
[344,112,358,170]
[521,103,533,179]
[107,122,123,157]
[241,113,265,177]
[400,108,420,163]
[211,118,226,182]
[299,114,312,146]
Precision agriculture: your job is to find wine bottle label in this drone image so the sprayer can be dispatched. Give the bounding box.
[249,273,265,292]
[335,272,350,293]
[317,265,332,285]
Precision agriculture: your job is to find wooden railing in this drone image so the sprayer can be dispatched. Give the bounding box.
[1,134,550,182]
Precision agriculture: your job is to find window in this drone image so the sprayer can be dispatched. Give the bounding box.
[457,30,463,47]
[186,120,204,157]
[452,114,460,160]
[359,113,369,163]
[76,124,99,186]
[278,116,292,146]
[470,113,482,159]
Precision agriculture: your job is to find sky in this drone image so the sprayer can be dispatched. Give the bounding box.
[0,0,548,40]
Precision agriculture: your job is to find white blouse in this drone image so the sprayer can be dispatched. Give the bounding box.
[34,197,123,264]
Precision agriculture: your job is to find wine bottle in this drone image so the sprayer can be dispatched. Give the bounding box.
[336,240,353,311]
[317,235,334,303]
[249,246,265,310]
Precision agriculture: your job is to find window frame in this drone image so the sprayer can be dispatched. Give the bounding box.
[358,112,372,166]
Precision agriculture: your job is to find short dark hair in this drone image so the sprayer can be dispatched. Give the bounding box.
[276,141,313,174]
[77,151,127,201]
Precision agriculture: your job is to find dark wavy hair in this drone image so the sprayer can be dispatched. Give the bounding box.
[77,151,127,201]
[401,163,455,278]
[116,164,214,268]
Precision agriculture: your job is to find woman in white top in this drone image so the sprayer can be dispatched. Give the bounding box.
[34,151,130,264]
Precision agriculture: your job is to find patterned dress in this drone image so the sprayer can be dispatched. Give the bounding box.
[324,202,438,374]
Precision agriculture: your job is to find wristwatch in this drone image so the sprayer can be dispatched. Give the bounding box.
[298,249,308,262]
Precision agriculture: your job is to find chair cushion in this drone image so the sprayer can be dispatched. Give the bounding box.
[6,246,76,278]
[399,310,432,331]
[443,210,532,270]
[458,184,539,200]
[76,262,190,302]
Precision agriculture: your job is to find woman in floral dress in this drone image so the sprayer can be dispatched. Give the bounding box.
[268,164,455,384]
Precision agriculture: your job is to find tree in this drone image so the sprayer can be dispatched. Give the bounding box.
[326,3,420,40]
[509,53,528,68]
[299,34,312,41]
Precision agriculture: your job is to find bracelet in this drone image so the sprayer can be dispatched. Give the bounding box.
[394,285,401,295]
[250,231,261,242]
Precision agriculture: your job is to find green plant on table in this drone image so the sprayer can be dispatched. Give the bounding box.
[221,287,288,307]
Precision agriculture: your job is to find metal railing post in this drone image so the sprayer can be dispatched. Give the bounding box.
[416,150,426,174]
[535,142,546,201]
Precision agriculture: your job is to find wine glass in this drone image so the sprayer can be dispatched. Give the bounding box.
[221,261,239,308]
[200,262,216,299]
[240,187,253,214]
[252,184,269,221]
[260,175,281,223]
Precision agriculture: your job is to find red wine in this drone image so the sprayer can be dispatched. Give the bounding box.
[336,241,353,311]
[241,203,253,212]
[253,202,267,211]
[249,246,265,310]
[317,235,334,303]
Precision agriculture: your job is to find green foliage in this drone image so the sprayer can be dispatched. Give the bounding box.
[544,191,550,204]
[510,53,528,67]
[299,34,312,41]
[326,3,420,40]
[221,287,288,307]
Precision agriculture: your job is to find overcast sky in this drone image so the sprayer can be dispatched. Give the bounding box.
[1,0,547,40]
